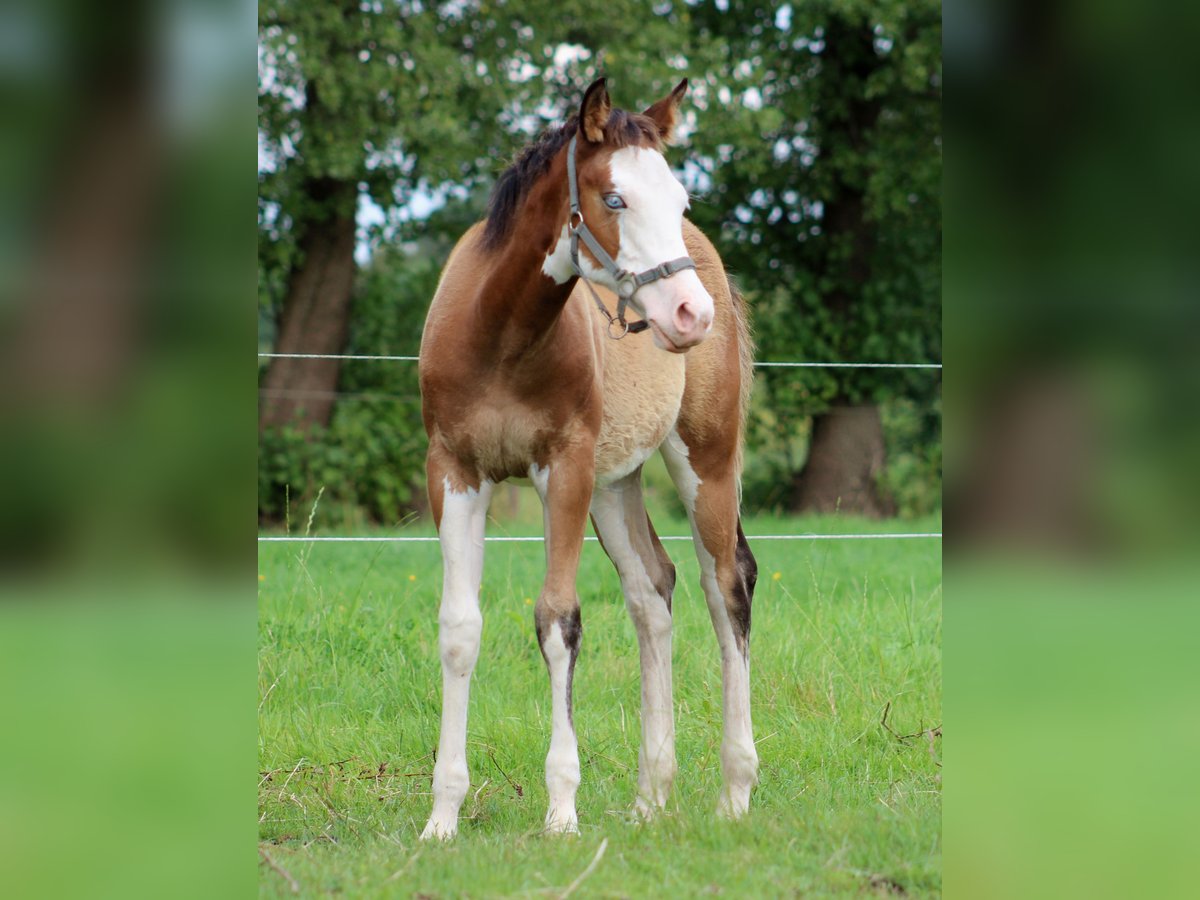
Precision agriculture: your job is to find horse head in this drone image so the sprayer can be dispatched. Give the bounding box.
[562,78,715,352]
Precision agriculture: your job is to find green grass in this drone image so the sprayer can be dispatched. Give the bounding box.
[258,510,941,897]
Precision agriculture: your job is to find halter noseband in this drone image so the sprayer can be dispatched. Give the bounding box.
[566,134,697,339]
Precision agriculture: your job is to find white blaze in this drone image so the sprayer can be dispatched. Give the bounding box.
[607,147,692,274]
[607,147,711,318]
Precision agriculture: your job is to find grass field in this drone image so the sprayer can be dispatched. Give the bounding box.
[258,507,941,897]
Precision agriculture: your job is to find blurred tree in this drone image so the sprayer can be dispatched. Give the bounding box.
[687,0,941,515]
[258,0,525,429]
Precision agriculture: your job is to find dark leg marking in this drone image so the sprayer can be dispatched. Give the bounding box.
[646,512,677,612]
[536,604,583,725]
[730,520,757,651]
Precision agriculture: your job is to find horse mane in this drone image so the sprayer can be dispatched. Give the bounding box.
[481,109,663,251]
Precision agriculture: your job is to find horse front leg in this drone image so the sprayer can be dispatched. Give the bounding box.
[529,452,594,834]
[590,471,678,818]
[421,452,493,841]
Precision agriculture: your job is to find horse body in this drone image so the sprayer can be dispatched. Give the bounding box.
[418,80,758,840]
[421,216,742,493]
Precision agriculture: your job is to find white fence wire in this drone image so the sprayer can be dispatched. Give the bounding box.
[259,352,940,370]
[257,351,941,544]
[258,533,941,544]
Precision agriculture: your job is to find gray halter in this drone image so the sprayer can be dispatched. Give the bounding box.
[566,133,697,339]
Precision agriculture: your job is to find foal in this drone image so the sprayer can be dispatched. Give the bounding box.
[418,78,758,839]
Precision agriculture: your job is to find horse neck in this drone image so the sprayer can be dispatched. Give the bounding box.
[478,159,578,348]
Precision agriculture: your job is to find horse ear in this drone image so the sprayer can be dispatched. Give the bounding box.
[643,79,689,144]
[579,77,611,143]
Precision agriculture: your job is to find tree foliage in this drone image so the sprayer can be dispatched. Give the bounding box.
[258,0,704,283]
[683,0,941,512]
[685,0,940,374]
[258,244,436,525]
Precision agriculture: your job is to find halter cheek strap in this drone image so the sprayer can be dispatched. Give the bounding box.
[566,134,697,339]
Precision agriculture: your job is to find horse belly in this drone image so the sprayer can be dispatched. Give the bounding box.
[593,343,686,486]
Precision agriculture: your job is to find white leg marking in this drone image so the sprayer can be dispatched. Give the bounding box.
[530,462,582,834]
[591,482,676,816]
[541,620,581,834]
[660,436,758,818]
[421,477,493,841]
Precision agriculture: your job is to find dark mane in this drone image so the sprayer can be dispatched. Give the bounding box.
[481,109,662,250]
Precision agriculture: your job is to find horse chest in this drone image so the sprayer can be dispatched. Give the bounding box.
[444,398,565,481]
[593,341,687,485]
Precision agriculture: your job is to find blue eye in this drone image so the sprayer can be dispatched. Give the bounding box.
[602,193,626,210]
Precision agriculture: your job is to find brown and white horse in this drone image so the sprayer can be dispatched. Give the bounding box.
[418,78,758,839]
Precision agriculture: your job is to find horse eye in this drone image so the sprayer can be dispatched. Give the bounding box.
[602,193,626,210]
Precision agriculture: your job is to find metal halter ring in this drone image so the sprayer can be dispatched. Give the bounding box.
[606,318,631,340]
[568,210,584,231]
[616,274,637,299]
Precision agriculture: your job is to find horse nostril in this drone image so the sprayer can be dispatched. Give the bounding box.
[674,301,698,334]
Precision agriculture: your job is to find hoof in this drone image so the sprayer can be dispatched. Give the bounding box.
[716,793,750,820]
[633,797,665,822]
[420,818,457,841]
[543,812,580,836]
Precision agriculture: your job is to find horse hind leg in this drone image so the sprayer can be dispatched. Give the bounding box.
[421,454,493,841]
[661,433,758,817]
[590,471,678,818]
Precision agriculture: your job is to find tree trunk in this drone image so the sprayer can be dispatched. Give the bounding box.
[259,177,357,432]
[790,404,895,518]
[789,18,891,516]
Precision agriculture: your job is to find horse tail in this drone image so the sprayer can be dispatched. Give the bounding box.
[726,274,756,496]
